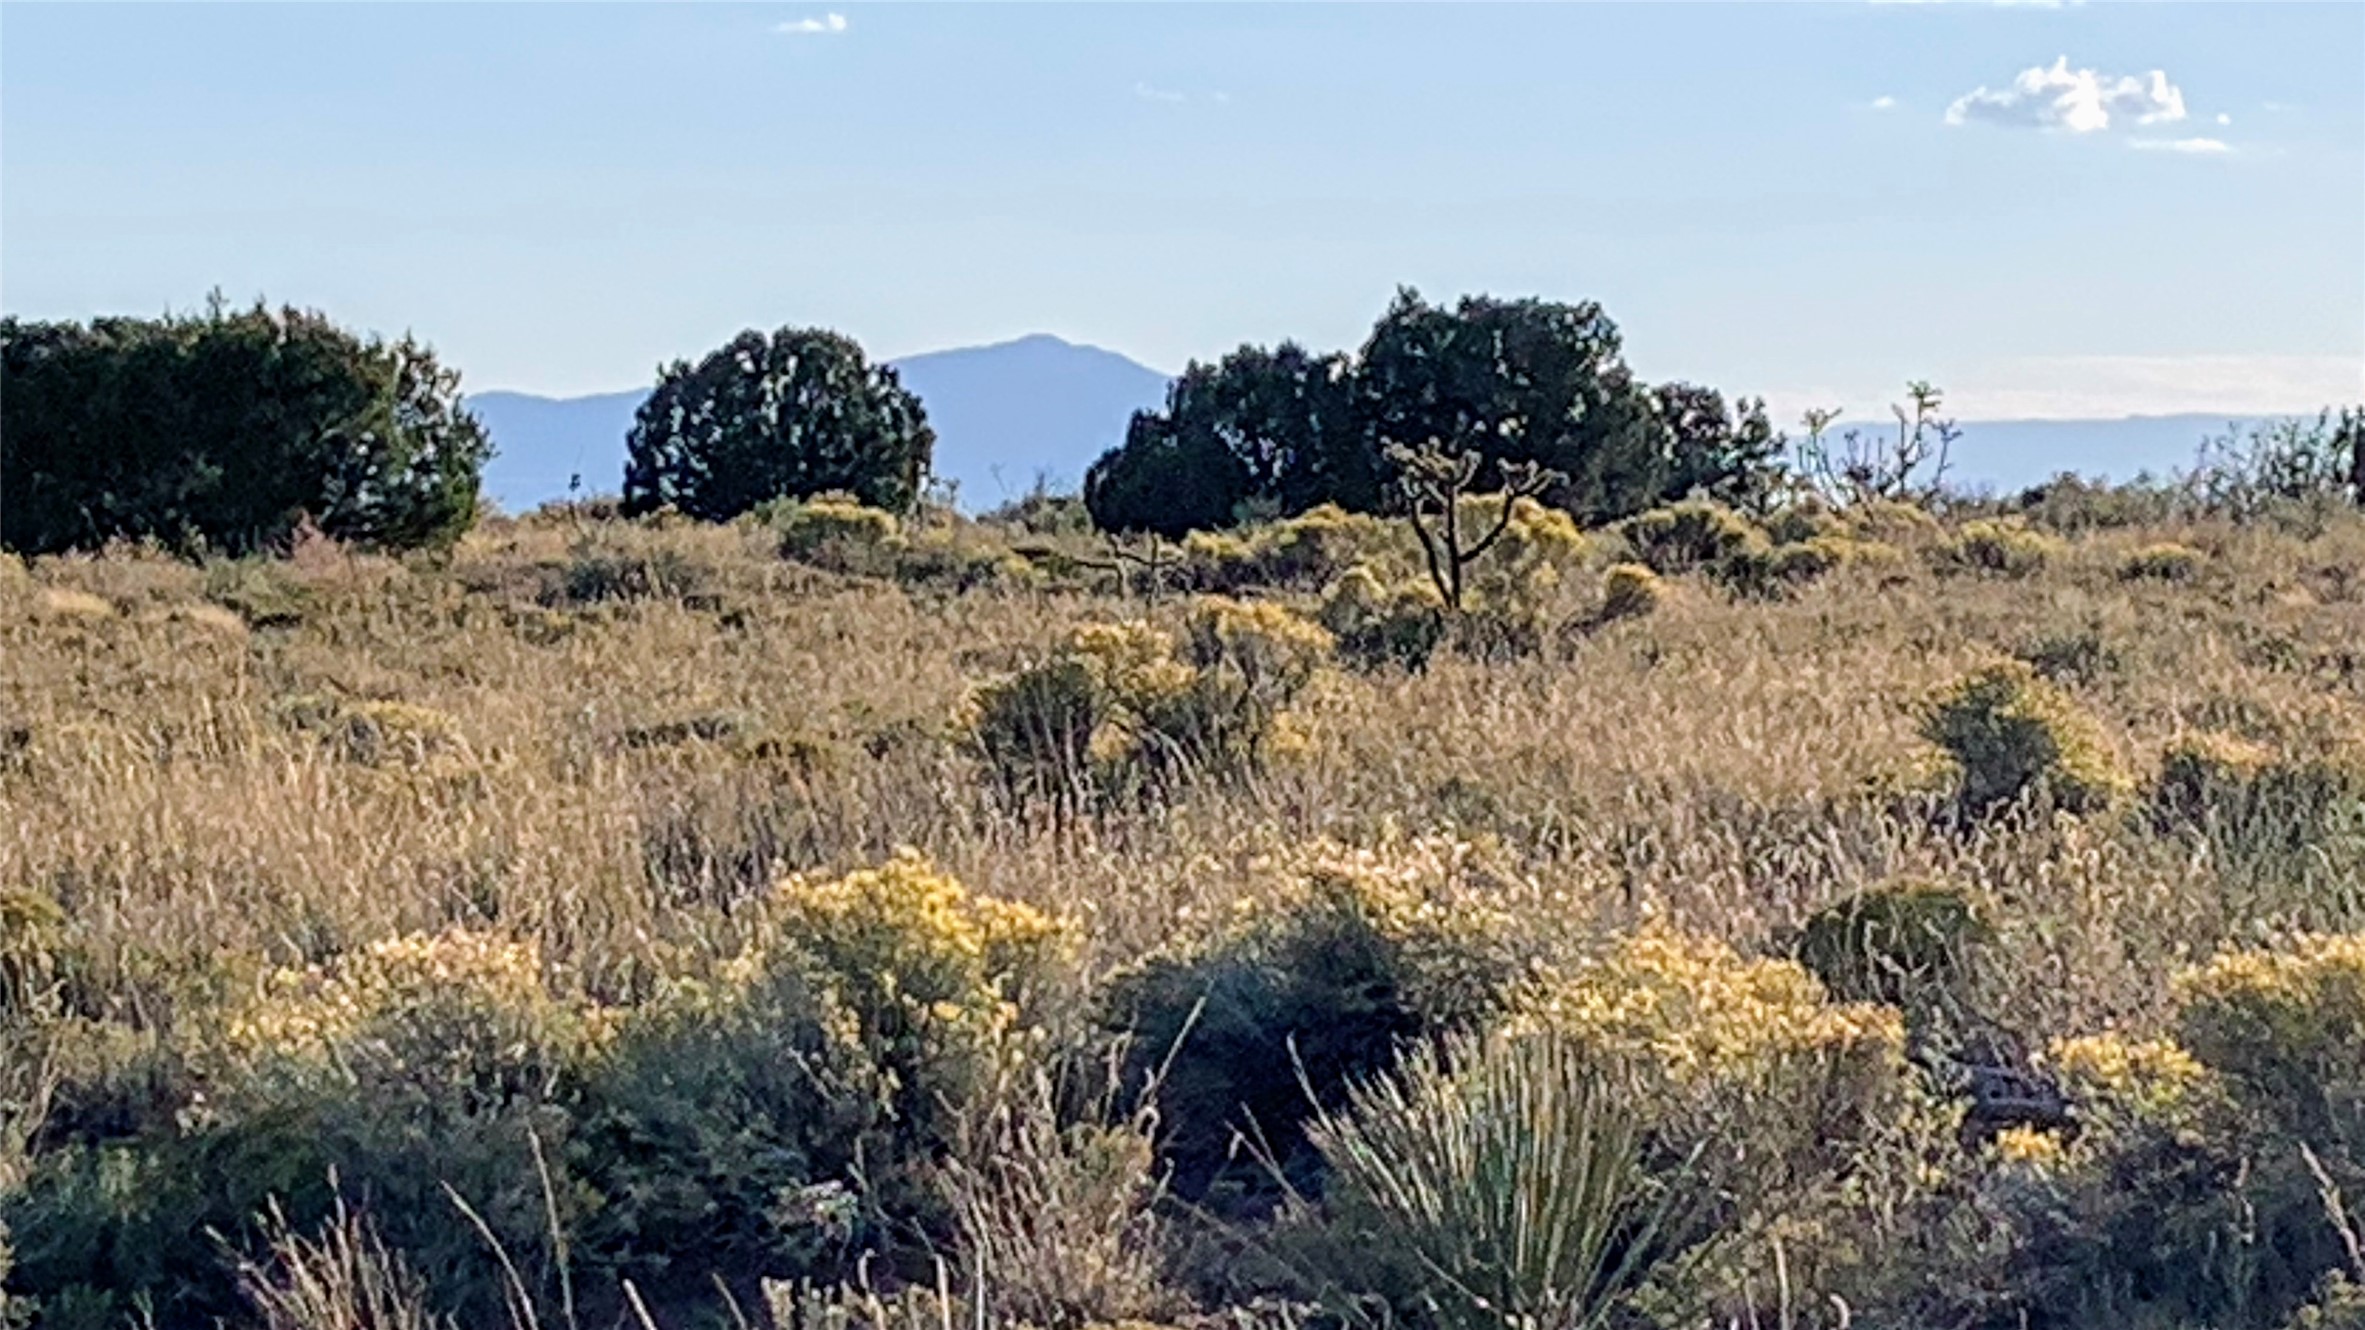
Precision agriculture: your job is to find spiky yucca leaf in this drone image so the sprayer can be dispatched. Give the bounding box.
[1292,1029,1693,1330]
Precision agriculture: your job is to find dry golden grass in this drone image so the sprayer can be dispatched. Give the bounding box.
[3,510,2359,1041]
[7,503,2365,1323]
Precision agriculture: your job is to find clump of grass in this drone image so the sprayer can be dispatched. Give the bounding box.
[236,1199,448,1330]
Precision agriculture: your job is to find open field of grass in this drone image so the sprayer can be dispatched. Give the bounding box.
[8,495,2365,1329]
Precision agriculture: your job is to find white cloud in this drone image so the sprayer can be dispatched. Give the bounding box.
[2132,136,2233,155]
[2215,112,2232,126]
[1945,56,2186,134]
[1137,82,1229,105]
[1868,95,1900,111]
[776,13,847,36]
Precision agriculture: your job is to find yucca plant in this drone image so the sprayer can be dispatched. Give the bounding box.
[1281,1029,1697,1330]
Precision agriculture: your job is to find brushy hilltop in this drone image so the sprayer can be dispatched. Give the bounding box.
[7,467,2365,1330]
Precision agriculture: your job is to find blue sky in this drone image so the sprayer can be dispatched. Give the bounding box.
[4,2,2360,420]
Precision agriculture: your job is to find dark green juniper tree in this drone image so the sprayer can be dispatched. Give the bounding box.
[622,326,934,520]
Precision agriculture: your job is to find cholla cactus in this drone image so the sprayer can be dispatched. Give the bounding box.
[1385,442,1564,612]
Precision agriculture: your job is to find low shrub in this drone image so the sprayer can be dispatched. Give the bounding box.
[576,854,1073,1295]
[2015,625,2123,686]
[967,657,1101,813]
[2014,473,2185,534]
[8,930,600,1327]
[1520,925,1909,1230]
[1921,661,2130,816]
[1957,935,2365,1330]
[549,536,718,607]
[1316,567,1447,672]
[2176,933,2365,1151]
[2152,732,2365,874]
[774,498,904,577]
[1616,501,1768,578]
[1762,501,1845,546]
[1736,533,1904,593]
[1839,497,1945,546]
[1104,838,1529,1209]
[1934,520,2065,578]
[1258,504,1397,591]
[1596,562,1664,623]
[1793,880,1993,1025]
[2118,541,2208,583]
[1177,532,1262,596]
[965,601,1330,811]
[1077,598,1331,786]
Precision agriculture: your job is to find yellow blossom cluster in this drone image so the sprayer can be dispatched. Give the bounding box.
[1991,1124,2068,1171]
[1068,620,1195,713]
[221,928,603,1097]
[766,850,1073,1066]
[2047,1032,2213,1128]
[2174,932,2365,1096]
[1522,924,1906,1085]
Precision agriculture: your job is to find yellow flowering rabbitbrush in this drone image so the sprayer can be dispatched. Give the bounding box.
[223,928,603,1107]
[1921,660,2130,815]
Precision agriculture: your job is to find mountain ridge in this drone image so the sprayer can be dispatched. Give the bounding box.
[467,338,2290,514]
[470,333,1171,513]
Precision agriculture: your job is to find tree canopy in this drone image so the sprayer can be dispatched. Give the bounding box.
[1081,287,1785,536]
[0,302,490,557]
[622,327,933,520]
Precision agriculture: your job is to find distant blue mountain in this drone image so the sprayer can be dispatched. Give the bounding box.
[466,333,1171,514]
[894,333,1173,508]
[470,389,647,512]
[1940,414,2260,495]
[468,339,2279,515]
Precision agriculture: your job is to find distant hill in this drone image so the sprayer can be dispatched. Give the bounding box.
[470,389,648,512]
[1941,414,2258,496]
[469,343,2280,515]
[467,333,1171,514]
[892,333,1172,508]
